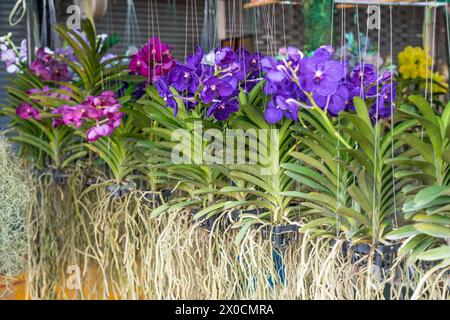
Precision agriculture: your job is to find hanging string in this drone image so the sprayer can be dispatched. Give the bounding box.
[212,0,218,51]
[330,0,335,48]
[281,3,286,48]
[429,4,440,181]
[125,0,141,48]
[48,0,60,49]
[389,4,398,230]
[429,4,437,107]
[232,0,237,48]
[228,0,232,48]
[190,0,194,53]
[447,3,450,95]
[371,0,382,245]
[254,7,261,78]
[184,0,189,59]
[271,2,277,54]
[334,1,347,238]
[193,0,200,46]
[351,2,361,215]
[423,0,430,111]
[40,0,48,47]
[153,0,161,42]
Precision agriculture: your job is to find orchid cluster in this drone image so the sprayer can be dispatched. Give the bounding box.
[129,36,176,81]
[16,88,123,142]
[29,47,71,82]
[28,85,73,101]
[398,46,448,95]
[148,41,265,121]
[52,91,123,142]
[262,45,397,123]
[16,103,41,121]
[0,33,27,74]
[15,85,73,121]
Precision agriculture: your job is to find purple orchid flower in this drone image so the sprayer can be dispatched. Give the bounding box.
[16,103,41,120]
[264,96,300,124]
[129,37,176,81]
[299,48,345,96]
[369,83,397,121]
[313,83,349,117]
[350,63,377,88]
[279,46,303,66]
[30,47,71,82]
[86,123,114,142]
[343,79,361,111]
[207,97,239,121]
[29,60,51,80]
[155,78,178,115]
[61,105,84,128]
[186,46,204,70]
[167,64,200,93]
[214,47,237,68]
[200,76,235,104]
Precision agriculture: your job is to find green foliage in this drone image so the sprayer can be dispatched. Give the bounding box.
[336,98,415,243]
[386,97,450,261]
[134,86,225,215]
[55,20,127,95]
[2,70,86,169]
[191,83,300,233]
[282,106,353,239]
[284,98,415,243]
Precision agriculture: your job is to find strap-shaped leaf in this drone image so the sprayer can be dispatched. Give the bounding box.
[414,223,450,239]
[416,245,450,261]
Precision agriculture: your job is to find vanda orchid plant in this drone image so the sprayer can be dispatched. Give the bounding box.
[2,19,139,183]
[131,41,268,214]
[1,34,85,171]
[136,42,379,233]
[138,39,436,250]
[1,22,449,266]
[276,47,412,245]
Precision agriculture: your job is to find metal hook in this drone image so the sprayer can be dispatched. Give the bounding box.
[9,0,27,26]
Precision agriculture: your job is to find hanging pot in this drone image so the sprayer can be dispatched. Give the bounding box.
[105,181,136,198]
[189,207,218,231]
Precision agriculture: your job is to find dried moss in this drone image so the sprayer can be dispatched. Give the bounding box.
[0,135,29,277]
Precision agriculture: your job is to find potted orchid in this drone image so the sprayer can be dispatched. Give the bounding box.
[1,19,138,190]
[132,42,269,223]
[1,33,86,180]
[386,96,450,264]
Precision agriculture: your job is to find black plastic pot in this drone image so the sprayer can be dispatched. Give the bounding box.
[143,189,172,207]
[32,167,70,186]
[349,242,400,271]
[106,182,136,198]
[228,208,299,248]
[85,176,102,187]
[272,224,300,248]
[52,170,70,186]
[190,207,218,231]
[257,224,300,249]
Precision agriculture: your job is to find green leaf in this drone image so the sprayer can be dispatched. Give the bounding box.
[414,223,450,239]
[336,207,370,226]
[385,225,421,240]
[416,245,450,261]
[414,185,450,207]
[353,97,373,129]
